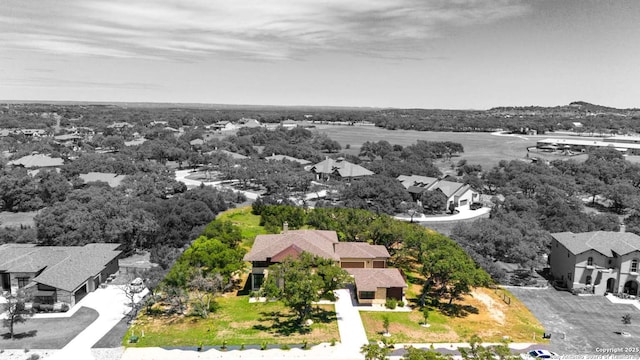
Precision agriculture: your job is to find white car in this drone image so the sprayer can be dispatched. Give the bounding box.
[129,277,144,293]
[522,349,558,359]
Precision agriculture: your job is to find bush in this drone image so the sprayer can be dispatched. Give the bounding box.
[260,341,267,350]
[280,344,290,350]
[385,298,397,309]
[397,300,405,308]
[128,335,139,344]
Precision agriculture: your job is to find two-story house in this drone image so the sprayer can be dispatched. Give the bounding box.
[549,231,640,296]
[243,227,407,305]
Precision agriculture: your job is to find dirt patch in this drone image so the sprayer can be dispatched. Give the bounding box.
[471,289,506,325]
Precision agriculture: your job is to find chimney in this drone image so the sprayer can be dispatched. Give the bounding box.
[283,222,288,233]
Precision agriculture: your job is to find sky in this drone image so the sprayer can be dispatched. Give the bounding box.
[0,0,639,109]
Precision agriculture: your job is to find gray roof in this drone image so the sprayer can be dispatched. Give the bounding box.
[244,230,340,262]
[265,154,311,165]
[79,172,124,188]
[8,154,64,168]
[346,268,407,292]
[334,242,390,259]
[0,243,121,292]
[552,231,640,257]
[310,158,373,178]
[397,175,438,189]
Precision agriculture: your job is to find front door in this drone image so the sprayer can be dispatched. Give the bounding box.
[607,278,615,293]
[0,273,10,292]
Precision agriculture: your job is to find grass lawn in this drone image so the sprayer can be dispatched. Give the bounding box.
[0,211,37,229]
[126,296,338,347]
[216,206,267,248]
[0,307,98,349]
[316,126,538,171]
[360,287,545,344]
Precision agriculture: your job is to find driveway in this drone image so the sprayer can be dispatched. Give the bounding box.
[48,285,147,360]
[509,287,640,355]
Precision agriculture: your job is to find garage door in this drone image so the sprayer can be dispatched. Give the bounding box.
[341,262,365,268]
[74,284,88,304]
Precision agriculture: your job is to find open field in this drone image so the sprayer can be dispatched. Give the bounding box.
[316,126,538,171]
[0,211,37,229]
[126,296,338,347]
[360,287,545,344]
[216,206,267,248]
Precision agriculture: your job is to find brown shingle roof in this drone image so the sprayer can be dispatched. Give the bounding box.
[552,231,640,257]
[334,242,390,259]
[243,230,340,262]
[346,268,407,292]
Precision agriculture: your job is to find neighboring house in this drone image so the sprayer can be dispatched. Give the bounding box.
[309,157,374,181]
[0,243,122,306]
[265,154,311,166]
[7,154,64,169]
[20,129,48,137]
[107,122,133,130]
[238,118,262,128]
[79,172,124,188]
[208,121,237,132]
[190,138,205,147]
[397,174,479,211]
[280,119,298,129]
[549,231,640,296]
[243,228,407,305]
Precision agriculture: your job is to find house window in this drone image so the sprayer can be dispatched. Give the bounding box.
[632,259,639,273]
[586,275,592,285]
[568,272,572,281]
[17,277,29,288]
[587,257,593,266]
[359,291,376,300]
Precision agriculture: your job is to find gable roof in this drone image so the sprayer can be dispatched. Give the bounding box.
[397,175,438,190]
[346,268,407,291]
[79,172,124,188]
[310,158,373,178]
[552,231,640,257]
[0,243,122,292]
[8,154,64,168]
[430,180,467,198]
[244,230,340,262]
[271,244,305,262]
[334,242,390,259]
[32,243,122,292]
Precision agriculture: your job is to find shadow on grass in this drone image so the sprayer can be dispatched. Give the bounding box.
[236,274,253,296]
[253,307,336,336]
[438,302,479,317]
[1,330,37,340]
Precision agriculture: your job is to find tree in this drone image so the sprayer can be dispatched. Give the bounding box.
[188,271,223,319]
[2,290,33,339]
[361,343,391,360]
[421,307,430,326]
[382,315,390,335]
[402,347,451,360]
[420,190,447,214]
[262,253,347,324]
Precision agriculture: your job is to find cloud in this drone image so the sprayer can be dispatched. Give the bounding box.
[0,0,530,60]
[0,76,162,90]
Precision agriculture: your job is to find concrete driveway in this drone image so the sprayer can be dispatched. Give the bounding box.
[48,285,147,360]
[509,287,640,355]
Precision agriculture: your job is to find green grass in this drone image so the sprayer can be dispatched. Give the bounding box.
[126,296,339,347]
[0,211,37,229]
[217,206,267,248]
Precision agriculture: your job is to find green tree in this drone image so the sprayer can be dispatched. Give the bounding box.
[420,190,447,214]
[403,347,451,360]
[361,343,391,360]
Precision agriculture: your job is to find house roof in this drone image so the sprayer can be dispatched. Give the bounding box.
[54,134,83,141]
[190,139,205,146]
[32,243,122,292]
[8,154,64,168]
[265,154,311,165]
[310,158,373,178]
[397,175,438,190]
[244,230,340,262]
[79,172,124,188]
[428,180,466,198]
[219,150,248,160]
[552,231,640,257]
[346,268,407,291]
[334,242,390,259]
[0,243,122,292]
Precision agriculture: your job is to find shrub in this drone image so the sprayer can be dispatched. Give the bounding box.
[260,341,267,351]
[128,335,139,344]
[240,343,245,350]
[397,300,404,308]
[27,355,40,360]
[280,344,290,350]
[385,298,397,309]
[330,338,336,346]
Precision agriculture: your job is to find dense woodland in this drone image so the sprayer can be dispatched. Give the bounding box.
[2,101,640,135]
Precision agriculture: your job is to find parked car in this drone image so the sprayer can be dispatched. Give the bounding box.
[521,349,558,359]
[470,202,483,210]
[129,277,144,293]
